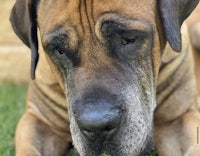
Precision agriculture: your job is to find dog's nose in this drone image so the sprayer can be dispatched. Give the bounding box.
[76,106,120,139]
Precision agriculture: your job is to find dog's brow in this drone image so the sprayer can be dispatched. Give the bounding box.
[42,24,79,51]
[42,29,68,48]
[43,25,69,39]
[97,12,152,33]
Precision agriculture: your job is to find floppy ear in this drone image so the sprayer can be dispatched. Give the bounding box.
[10,0,39,79]
[159,0,199,52]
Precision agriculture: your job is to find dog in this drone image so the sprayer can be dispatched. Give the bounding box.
[10,0,200,155]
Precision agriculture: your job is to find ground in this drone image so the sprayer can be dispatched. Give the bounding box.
[0,84,27,155]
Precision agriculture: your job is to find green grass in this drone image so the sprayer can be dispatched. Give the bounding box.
[0,83,28,156]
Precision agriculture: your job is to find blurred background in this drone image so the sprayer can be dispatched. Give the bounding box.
[0,1,29,155]
[0,0,30,84]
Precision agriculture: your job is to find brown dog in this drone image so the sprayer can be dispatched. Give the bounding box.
[10,0,200,155]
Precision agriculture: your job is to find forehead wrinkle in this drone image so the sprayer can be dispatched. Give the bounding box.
[77,0,98,43]
[78,0,85,33]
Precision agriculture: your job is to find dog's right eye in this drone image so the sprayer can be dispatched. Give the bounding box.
[44,42,79,66]
[44,43,65,55]
[54,46,65,55]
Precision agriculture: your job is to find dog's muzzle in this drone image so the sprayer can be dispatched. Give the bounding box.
[72,89,121,140]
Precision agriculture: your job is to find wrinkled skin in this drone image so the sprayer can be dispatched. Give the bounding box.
[37,1,160,155]
[10,0,200,156]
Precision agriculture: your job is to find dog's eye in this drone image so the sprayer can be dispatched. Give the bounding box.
[55,46,65,55]
[121,35,138,45]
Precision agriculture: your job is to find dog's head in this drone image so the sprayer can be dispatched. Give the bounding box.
[10,0,199,155]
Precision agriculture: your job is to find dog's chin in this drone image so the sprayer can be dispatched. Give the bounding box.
[85,141,153,156]
[70,117,154,156]
[75,135,154,156]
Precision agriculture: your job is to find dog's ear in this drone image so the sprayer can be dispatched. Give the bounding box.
[159,0,199,52]
[10,0,39,79]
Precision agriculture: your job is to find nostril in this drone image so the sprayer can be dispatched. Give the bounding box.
[76,109,120,139]
[101,126,117,139]
[102,126,112,132]
[101,125,116,135]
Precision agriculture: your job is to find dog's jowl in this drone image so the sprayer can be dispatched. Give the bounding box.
[10,0,200,155]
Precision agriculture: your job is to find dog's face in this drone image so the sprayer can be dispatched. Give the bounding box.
[37,1,160,155]
[10,0,199,155]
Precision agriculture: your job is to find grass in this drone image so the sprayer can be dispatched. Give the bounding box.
[0,83,28,156]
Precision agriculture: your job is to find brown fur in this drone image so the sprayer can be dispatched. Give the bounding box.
[187,4,200,96]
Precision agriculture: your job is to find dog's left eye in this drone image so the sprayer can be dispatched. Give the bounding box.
[121,35,138,45]
[105,29,151,61]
